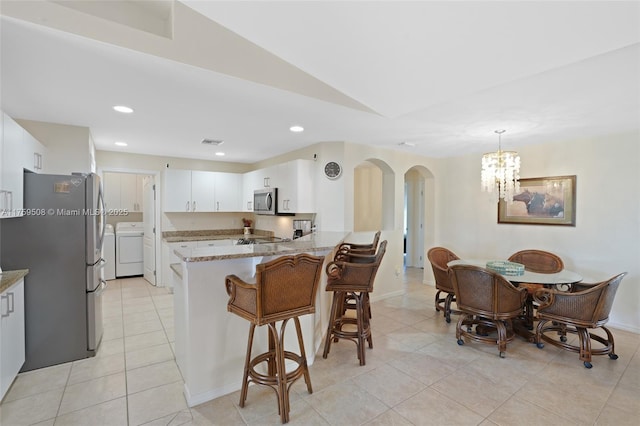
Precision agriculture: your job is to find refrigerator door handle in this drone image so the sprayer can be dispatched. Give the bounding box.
[96,279,107,296]
[0,294,8,318]
[98,185,106,250]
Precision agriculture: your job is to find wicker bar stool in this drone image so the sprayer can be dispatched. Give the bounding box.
[225,253,325,424]
[322,240,387,366]
[333,231,381,318]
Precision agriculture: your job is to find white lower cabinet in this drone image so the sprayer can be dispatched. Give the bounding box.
[0,278,26,400]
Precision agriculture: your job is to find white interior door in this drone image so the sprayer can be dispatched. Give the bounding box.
[143,176,156,285]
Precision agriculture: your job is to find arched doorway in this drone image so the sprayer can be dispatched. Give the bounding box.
[404,166,435,272]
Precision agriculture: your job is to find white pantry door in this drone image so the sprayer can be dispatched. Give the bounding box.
[143,176,156,285]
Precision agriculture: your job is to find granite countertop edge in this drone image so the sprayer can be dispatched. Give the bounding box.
[174,232,349,263]
[180,244,336,262]
[0,269,29,293]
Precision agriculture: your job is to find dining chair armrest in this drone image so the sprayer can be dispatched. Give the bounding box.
[225,274,258,318]
[533,287,555,307]
[325,261,344,279]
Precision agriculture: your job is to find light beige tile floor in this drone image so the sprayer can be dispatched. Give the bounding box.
[1,269,638,425]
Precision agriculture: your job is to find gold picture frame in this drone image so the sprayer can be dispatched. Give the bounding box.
[498,175,576,226]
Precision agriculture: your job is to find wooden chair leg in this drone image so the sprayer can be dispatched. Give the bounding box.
[354,292,368,366]
[239,323,255,408]
[274,321,289,424]
[323,292,342,358]
[293,316,313,394]
[444,293,455,323]
[435,290,444,313]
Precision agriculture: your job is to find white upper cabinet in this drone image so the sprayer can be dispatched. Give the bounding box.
[163,169,193,212]
[163,169,242,213]
[241,169,262,212]
[22,129,47,173]
[119,174,144,212]
[104,172,145,212]
[190,171,216,212]
[213,172,241,212]
[1,113,25,218]
[277,159,315,214]
[241,160,315,214]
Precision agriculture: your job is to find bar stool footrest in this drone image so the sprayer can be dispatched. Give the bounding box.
[248,350,306,387]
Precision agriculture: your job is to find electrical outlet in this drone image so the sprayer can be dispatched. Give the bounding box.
[395,266,401,277]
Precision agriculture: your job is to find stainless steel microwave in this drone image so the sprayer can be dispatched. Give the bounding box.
[254,188,277,215]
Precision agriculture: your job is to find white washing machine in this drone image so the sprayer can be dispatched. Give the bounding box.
[115,222,144,278]
[102,224,116,280]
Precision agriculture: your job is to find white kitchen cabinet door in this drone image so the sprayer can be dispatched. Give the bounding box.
[191,171,216,212]
[22,129,46,173]
[1,113,25,218]
[277,159,315,213]
[119,173,144,212]
[241,169,262,212]
[213,172,242,212]
[163,169,192,212]
[104,173,145,212]
[0,278,26,400]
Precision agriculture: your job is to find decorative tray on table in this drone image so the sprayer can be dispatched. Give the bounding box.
[486,260,525,276]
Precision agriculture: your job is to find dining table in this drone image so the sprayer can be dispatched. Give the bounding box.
[447,259,583,341]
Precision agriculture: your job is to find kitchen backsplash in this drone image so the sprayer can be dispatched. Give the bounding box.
[162,212,315,239]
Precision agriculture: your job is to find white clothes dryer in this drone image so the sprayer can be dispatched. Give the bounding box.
[115,222,144,277]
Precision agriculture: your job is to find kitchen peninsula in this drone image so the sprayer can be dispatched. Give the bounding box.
[170,232,349,407]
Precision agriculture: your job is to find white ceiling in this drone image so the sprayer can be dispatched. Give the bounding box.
[1,1,639,163]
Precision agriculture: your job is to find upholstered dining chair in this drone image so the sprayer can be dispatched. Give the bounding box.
[508,249,565,328]
[449,264,527,358]
[427,247,460,323]
[534,272,626,368]
[225,253,325,423]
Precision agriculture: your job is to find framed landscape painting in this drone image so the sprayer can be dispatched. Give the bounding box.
[498,175,576,226]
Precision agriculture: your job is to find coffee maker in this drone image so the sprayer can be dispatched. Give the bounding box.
[293,220,312,239]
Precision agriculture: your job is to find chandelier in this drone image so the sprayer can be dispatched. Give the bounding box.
[481,130,520,203]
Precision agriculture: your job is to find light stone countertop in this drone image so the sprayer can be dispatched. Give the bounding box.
[0,269,29,293]
[162,229,274,243]
[173,232,349,262]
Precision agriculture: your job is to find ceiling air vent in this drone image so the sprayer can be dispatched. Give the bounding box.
[201,139,224,146]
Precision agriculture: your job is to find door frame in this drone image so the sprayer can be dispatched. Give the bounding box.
[97,167,162,285]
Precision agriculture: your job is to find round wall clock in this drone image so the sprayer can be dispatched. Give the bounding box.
[324,161,342,180]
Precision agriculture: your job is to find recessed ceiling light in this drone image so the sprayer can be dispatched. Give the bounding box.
[399,141,416,147]
[289,125,304,133]
[115,141,128,147]
[215,152,225,156]
[202,139,224,146]
[113,105,134,113]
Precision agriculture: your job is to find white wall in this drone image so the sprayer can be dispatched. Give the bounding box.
[437,131,640,332]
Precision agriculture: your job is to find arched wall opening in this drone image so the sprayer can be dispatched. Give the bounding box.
[353,158,395,232]
[404,165,435,282]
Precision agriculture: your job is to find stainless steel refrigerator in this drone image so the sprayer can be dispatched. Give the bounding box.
[1,172,106,371]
